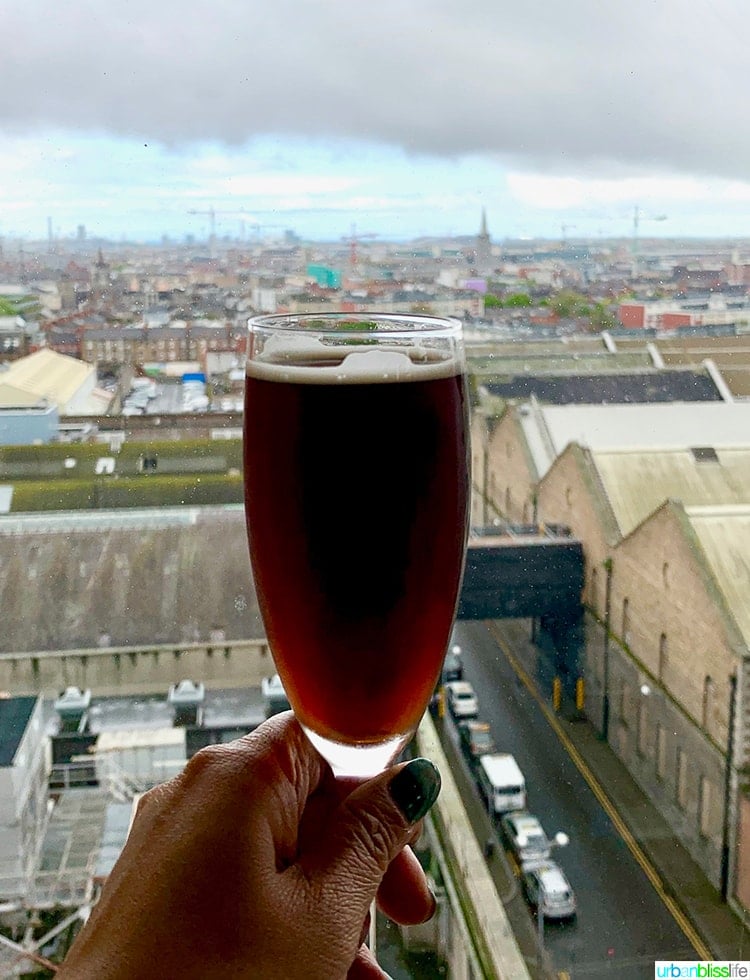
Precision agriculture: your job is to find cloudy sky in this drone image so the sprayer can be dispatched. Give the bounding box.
[2,0,749,243]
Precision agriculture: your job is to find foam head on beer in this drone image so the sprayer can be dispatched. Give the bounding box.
[248,338,460,385]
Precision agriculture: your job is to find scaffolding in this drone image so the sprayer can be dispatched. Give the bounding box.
[0,742,184,975]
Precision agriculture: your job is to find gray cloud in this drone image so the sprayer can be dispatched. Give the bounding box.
[1,0,747,180]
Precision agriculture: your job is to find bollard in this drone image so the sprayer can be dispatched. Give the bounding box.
[576,677,585,712]
[437,688,446,719]
[553,677,562,712]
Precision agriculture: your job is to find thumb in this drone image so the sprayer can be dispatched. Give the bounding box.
[303,758,441,920]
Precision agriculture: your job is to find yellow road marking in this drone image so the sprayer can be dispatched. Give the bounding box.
[487,622,713,961]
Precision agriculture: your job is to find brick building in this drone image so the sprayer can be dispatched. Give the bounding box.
[79,321,239,366]
[471,401,750,896]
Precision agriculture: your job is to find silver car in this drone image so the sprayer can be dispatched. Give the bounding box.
[500,811,552,864]
[521,859,577,920]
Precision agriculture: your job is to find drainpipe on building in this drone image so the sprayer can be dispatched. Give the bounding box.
[482,442,489,528]
[601,557,614,742]
[721,671,738,902]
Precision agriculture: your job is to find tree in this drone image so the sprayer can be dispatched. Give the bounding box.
[503,293,532,308]
[548,290,591,318]
[588,301,618,332]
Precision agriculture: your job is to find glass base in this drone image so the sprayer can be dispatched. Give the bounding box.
[303,726,412,778]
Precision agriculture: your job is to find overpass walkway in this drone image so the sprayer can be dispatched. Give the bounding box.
[460,523,584,621]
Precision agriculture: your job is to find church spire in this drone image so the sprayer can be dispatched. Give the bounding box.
[474,208,492,275]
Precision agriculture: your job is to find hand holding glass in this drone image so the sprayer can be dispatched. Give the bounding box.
[243,313,470,776]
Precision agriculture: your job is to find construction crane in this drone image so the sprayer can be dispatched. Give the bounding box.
[244,221,286,242]
[561,223,576,246]
[342,223,378,269]
[186,208,285,254]
[187,208,220,250]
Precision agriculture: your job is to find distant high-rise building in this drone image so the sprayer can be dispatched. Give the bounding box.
[77,224,86,242]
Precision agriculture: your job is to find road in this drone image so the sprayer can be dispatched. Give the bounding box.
[450,619,697,978]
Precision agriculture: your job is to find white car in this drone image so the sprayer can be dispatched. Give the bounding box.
[445,680,479,719]
[521,859,577,920]
[500,811,552,864]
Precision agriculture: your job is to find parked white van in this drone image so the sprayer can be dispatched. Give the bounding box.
[477,753,527,815]
[445,680,479,719]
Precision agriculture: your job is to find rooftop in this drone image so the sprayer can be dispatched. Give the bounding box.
[686,504,750,648]
[483,369,721,406]
[0,695,38,767]
[515,401,750,480]
[592,446,750,538]
[0,349,93,409]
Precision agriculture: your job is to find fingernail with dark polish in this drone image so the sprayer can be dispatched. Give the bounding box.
[389,758,441,824]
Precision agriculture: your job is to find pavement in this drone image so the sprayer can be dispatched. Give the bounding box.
[497,618,750,964]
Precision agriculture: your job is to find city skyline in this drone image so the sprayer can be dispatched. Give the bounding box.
[6,133,750,246]
[2,1,750,243]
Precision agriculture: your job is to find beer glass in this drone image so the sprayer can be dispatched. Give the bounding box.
[243,312,470,777]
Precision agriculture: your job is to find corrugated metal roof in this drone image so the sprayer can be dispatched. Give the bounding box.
[593,447,750,538]
[523,402,750,480]
[687,505,750,647]
[0,383,44,408]
[485,370,721,405]
[2,349,92,408]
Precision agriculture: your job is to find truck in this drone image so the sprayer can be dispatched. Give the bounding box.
[476,753,526,815]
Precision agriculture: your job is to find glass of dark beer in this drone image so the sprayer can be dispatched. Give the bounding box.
[243,312,470,777]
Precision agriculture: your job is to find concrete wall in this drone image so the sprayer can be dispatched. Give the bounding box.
[583,612,727,888]
[471,407,539,525]
[485,409,538,523]
[0,406,59,446]
[0,509,263,652]
[610,502,735,753]
[591,502,743,891]
[536,446,612,610]
[0,640,272,698]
